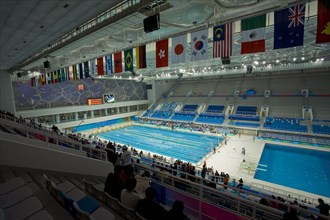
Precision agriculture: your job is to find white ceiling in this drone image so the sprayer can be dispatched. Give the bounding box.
[1,0,329,79]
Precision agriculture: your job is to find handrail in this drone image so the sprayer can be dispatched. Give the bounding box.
[0,114,107,161]
[133,162,328,220]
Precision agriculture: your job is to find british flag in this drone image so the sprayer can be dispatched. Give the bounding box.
[288,4,305,28]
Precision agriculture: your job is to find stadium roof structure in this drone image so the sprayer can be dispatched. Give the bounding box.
[1,0,329,80]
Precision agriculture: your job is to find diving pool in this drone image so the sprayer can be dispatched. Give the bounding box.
[254,143,330,197]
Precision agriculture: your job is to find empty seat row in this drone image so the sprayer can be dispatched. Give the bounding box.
[0,177,53,220]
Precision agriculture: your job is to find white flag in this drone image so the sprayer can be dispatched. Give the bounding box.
[172,34,187,64]
[191,29,208,61]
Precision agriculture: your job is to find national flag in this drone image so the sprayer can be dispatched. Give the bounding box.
[78,63,84,79]
[50,72,54,83]
[105,55,113,74]
[84,61,89,78]
[53,70,58,83]
[66,66,71,80]
[172,34,186,64]
[136,45,146,69]
[191,29,208,61]
[114,52,123,73]
[316,0,330,43]
[213,23,233,58]
[39,75,44,85]
[90,59,96,76]
[72,64,77,80]
[124,49,134,71]
[58,70,62,82]
[156,39,168,68]
[274,4,305,49]
[46,73,52,84]
[241,14,266,54]
[41,74,46,85]
[31,77,35,87]
[35,76,39,86]
[97,57,104,75]
[61,68,66,82]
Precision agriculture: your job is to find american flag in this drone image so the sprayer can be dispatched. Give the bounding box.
[288,4,305,28]
[213,23,233,58]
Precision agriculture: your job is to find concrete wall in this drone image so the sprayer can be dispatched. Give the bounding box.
[0,71,16,114]
[0,131,113,177]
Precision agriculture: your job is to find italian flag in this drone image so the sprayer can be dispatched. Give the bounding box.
[241,14,266,54]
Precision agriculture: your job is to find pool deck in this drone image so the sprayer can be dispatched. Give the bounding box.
[210,133,330,204]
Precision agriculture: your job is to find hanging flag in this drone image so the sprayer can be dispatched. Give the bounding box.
[213,23,233,58]
[97,57,104,75]
[191,29,208,61]
[53,70,58,83]
[90,59,96,76]
[114,52,123,73]
[105,55,113,74]
[46,72,52,84]
[66,66,71,80]
[39,75,43,85]
[156,39,168,68]
[172,35,186,64]
[58,70,62,82]
[31,77,35,87]
[136,45,146,69]
[62,68,67,81]
[51,72,54,83]
[72,64,77,80]
[124,49,134,71]
[78,63,83,79]
[316,0,330,43]
[241,14,266,54]
[84,61,89,78]
[274,4,305,49]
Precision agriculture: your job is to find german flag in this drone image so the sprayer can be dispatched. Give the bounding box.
[136,45,146,69]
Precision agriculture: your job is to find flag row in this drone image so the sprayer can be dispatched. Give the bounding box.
[32,0,329,87]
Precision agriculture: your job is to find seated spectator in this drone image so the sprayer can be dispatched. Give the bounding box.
[135,171,151,196]
[136,187,168,220]
[317,198,330,219]
[259,198,269,206]
[237,178,243,189]
[282,211,299,220]
[104,165,134,200]
[120,177,141,209]
[168,200,189,220]
[121,145,132,167]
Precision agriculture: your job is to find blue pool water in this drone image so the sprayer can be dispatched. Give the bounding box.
[97,125,222,164]
[254,143,330,197]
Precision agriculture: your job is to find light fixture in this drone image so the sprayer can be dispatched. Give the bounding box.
[254,61,259,65]
[293,58,297,61]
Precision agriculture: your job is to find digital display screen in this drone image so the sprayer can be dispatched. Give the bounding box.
[103,94,115,103]
[88,98,102,105]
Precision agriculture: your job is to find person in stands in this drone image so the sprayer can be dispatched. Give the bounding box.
[120,145,132,168]
[168,200,189,220]
[104,165,133,200]
[120,177,141,210]
[237,178,244,190]
[136,186,168,220]
[317,198,330,219]
[135,171,151,196]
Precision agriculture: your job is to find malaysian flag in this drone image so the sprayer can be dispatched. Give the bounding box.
[213,23,233,58]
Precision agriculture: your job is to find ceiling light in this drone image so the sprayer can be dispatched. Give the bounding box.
[321,58,324,61]
[254,61,259,65]
[263,61,266,64]
[293,58,297,61]
[276,60,279,63]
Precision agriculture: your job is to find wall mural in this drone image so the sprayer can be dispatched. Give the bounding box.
[13,78,147,110]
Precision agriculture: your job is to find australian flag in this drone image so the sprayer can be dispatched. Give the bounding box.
[274,3,305,49]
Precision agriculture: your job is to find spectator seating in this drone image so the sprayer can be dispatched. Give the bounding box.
[0,177,25,195]
[150,110,173,119]
[229,121,259,128]
[228,114,260,121]
[263,117,308,133]
[170,112,196,122]
[182,104,198,112]
[312,124,330,135]
[236,106,257,115]
[205,105,224,114]
[195,114,224,125]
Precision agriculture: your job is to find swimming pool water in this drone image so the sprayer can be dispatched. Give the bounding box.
[97,125,222,164]
[254,143,330,197]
